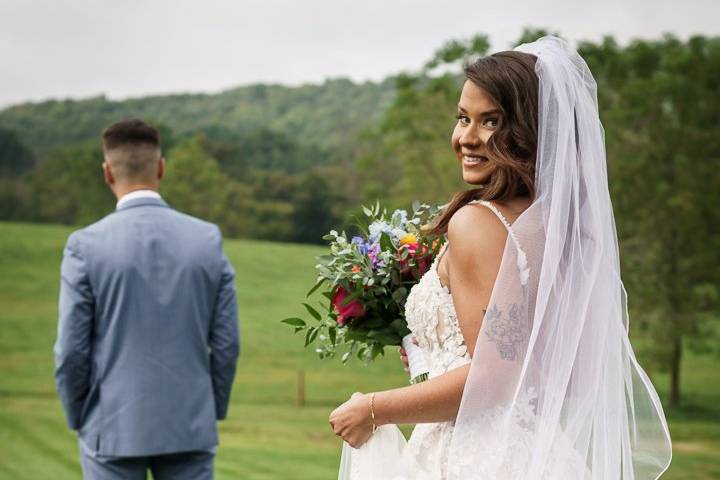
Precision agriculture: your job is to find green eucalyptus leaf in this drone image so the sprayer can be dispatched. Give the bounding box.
[302,303,322,321]
[306,278,325,297]
[304,327,317,347]
[281,317,306,327]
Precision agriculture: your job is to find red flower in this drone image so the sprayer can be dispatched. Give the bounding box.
[332,287,366,326]
[398,242,430,279]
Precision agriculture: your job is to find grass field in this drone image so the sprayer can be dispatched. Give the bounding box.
[0,221,718,479]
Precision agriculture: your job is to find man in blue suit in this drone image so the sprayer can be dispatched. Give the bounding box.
[54,118,240,479]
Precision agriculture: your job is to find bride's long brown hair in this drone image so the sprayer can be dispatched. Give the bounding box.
[429,51,539,236]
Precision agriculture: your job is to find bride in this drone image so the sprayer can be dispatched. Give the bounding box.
[328,36,672,479]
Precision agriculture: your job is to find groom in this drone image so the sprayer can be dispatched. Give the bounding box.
[54,118,240,479]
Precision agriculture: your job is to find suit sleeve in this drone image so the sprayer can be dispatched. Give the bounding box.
[54,232,95,430]
[209,233,240,420]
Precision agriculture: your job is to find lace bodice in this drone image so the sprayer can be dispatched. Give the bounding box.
[405,244,471,377]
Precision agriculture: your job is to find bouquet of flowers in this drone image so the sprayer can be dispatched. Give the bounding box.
[282,201,443,379]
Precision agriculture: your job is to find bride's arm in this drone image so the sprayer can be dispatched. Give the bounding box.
[330,205,507,445]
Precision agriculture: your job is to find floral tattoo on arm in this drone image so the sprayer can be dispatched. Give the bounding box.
[483,303,528,361]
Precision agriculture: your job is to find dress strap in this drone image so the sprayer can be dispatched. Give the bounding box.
[468,200,530,286]
[470,200,515,230]
[434,241,450,269]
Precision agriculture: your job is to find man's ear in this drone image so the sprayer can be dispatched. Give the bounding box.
[157,156,165,180]
[102,161,114,186]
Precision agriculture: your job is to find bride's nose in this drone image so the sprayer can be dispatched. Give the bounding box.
[459,125,483,149]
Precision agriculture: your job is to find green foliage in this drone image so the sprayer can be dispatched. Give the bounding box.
[162,138,348,243]
[198,125,332,177]
[23,142,114,225]
[424,34,490,70]
[0,128,35,177]
[291,169,346,244]
[0,178,32,220]
[239,169,296,240]
[163,137,240,231]
[356,72,465,207]
[578,35,720,406]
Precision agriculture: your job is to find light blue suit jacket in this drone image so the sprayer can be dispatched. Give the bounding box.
[54,196,240,457]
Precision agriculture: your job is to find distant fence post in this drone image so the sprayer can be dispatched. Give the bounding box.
[297,369,305,407]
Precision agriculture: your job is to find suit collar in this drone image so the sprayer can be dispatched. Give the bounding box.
[116,197,170,211]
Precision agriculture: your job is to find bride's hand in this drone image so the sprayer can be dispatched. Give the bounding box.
[328,392,374,448]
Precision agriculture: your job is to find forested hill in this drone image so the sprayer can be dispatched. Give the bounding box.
[0,77,396,164]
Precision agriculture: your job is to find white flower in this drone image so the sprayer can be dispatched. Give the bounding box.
[391,209,408,227]
[391,227,407,240]
[369,220,393,243]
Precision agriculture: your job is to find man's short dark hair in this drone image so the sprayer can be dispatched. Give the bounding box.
[102,118,160,151]
[102,119,162,181]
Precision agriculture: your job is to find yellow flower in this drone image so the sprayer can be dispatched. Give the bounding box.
[400,233,417,245]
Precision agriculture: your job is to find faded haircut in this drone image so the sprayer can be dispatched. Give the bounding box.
[102,118,161,181]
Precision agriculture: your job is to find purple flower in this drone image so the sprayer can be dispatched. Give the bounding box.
[352,236,371,255]
[352,236,384,269]
[367,243,385,269]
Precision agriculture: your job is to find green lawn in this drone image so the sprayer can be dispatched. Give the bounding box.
[0,221,717,479]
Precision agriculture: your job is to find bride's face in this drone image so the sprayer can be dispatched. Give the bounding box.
[451,80,501,185]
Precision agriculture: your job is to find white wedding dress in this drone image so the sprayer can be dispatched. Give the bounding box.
[338,200,503,480]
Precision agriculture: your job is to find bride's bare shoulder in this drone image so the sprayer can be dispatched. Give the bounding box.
[447,202,508,258]
[445,203,510,352]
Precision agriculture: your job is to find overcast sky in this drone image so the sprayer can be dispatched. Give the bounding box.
[1,0,718,108]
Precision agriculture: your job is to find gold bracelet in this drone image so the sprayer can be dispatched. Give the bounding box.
[370,392,377,433]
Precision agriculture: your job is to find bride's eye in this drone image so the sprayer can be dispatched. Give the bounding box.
[483,117,499,129]
[455,114,470,126]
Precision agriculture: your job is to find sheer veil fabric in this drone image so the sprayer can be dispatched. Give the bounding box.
[446,36,672,479]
